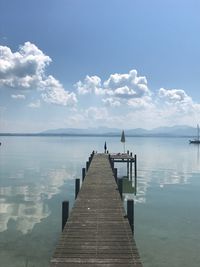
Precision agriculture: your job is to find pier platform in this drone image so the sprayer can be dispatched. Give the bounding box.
[50,153,142,267]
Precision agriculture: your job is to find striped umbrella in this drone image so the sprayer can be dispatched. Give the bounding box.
[121,130,125,153]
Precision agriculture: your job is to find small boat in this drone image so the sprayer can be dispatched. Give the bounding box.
[189,124,200,144]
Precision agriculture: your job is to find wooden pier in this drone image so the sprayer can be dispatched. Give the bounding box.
[50,153,142,267]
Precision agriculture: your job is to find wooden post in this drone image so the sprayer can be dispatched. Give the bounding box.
[134,154,137,195]
[127,150,129,155]
[118,178,123,199]
[109,155,113,170]
[127,199,134,234]
[114,168,117,183]
[82,168,86,182]
[75,178,80,199]
[62,201,69,231]
[134,154,137,177]
[130,159,133,181]
[111,160,114,171]
[109,155,112,167]
[90,151,94,160]
[88,156,91,165]
[86,161,89,171]
[127,159,129,179]
[89,152,94,163]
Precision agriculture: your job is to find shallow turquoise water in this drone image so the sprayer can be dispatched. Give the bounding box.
[0,136,200,266]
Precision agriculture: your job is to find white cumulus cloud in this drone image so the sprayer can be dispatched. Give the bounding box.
[28,100,41,108]
[41,76,77,106]
[11,94,25,99]
[85,107,108,120]
[76,69,150,98]
[0,42,51,89]
[158,88,199,113]
[128,96,154,109]
[103,69,149,98]
[159,88,192,104]
[76,75,102,95]
[75,69,151,108]
[0,42,77,107]
[102,97,121,107]
[157,88,200,126]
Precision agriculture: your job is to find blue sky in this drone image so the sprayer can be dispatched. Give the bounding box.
[0,0,200,132]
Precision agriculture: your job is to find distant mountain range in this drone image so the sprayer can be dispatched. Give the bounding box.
[39,125,197,137]
[0,125,197,137]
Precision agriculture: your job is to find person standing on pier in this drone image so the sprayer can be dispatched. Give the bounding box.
[104,141,107,153]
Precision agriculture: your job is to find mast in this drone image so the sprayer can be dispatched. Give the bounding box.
[198,124,199,141]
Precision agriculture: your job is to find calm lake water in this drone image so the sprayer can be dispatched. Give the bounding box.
[0,136,200,267]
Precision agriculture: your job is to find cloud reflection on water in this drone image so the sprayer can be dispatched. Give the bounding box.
[133,169,190,204]
[123,165,192,204]
[0,168,73,234]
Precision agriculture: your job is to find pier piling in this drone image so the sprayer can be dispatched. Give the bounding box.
[118,178,123,199]
[75,178,80,199]
[114,168,117,183]
[82,167,86,182]
[62,201,69,231]
[134,154,137,178]
[134,154,137,194]
[86,161,89,171]
[127,199,134,234]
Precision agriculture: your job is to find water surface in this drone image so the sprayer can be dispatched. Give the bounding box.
[0,136,199,267]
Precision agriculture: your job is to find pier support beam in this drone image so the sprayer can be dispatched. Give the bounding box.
[127,199,134,234]
[62,201,69,231]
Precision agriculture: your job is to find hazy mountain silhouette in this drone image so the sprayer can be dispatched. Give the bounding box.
[40,125,196,137]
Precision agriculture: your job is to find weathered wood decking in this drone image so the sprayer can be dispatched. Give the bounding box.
[50,153,143,267]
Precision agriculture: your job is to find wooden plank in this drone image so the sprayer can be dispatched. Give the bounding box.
[50,153,143,266]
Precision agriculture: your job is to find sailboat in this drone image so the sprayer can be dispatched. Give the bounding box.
[189,124,200,144]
